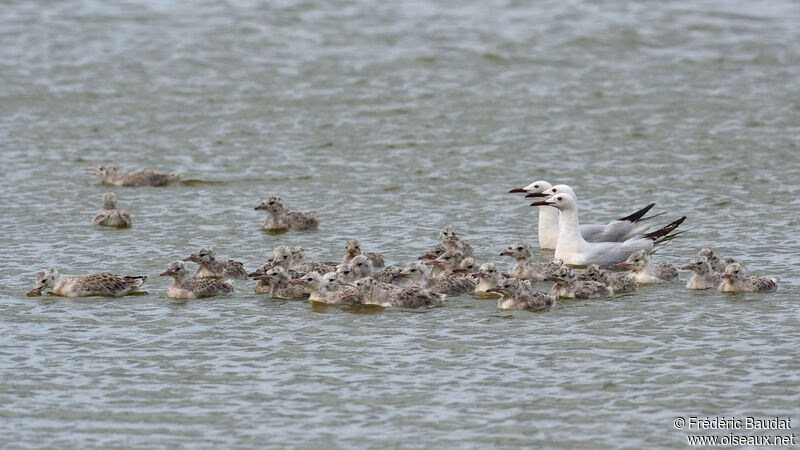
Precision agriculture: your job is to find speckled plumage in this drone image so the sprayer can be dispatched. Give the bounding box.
[616,250,677,284]
[252,266,309,299]
[547,266,612,299]
[500,242,556,282]
[489,279,555,311]
[580,264,637,294]
[93,192,132,228]
[28,268,147,297]
[354,277,444,309]
[682,256,722,290]
[88,163,180,187]
[255,196,318,231]
[718,263,778,293]
[399,261,475,296]
[343,239,385,267]
[160,261,234,299]
[183,248,247,279]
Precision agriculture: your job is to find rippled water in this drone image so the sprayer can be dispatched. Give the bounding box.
[2,0,800,448]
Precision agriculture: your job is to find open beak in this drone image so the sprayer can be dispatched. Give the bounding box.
[508,188,527,193]
[474,272,484,278]
[681,265,692,270]
[85,167,99,174]
[721,274,731,279]
[27,287,44,296]
[499,250,511,256]
[254,204,266,210]
[525,192,548,198]
[530,201,554,206]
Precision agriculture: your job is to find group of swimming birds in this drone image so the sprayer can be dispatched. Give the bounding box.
[26,165,780,310]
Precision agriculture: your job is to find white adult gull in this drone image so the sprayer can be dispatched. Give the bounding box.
[531,193,685,267]
[510,181,658,249]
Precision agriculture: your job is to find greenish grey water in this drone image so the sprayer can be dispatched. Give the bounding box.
[2,0,800,448]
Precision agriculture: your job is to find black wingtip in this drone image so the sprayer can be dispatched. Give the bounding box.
[643,216,686,241]
[618,203,656,223]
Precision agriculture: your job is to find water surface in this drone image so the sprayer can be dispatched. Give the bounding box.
[2,0,800,448]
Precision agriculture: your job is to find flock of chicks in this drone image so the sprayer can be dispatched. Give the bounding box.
[27,164,780,309]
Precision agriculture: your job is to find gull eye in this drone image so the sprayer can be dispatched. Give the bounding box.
[552,188,557,192]
[517,247,523,251]
[557,196,563,201]
[410,269,416,273]
[534,185,539,189]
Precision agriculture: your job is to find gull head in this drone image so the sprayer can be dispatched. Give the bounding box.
[289,272,324,291]
[160,261,189,279]
[547,266,578,284]
[512,180,552,195]
[616,250,650,270]
[271,246,293,267]
[418,242,446,260]
[345,239,361,258]
[425,250,463,271]
[254,195,284,212]
[475,262,501,281]
[87,163,119,182]
[530,192,577,211]
[350,255,374,278]
[500,241,532,260]
[682,256,712,274]
[721,262,745,281]
[395,262,428,283]
[336,263,355,283]
[101,192,118,209]
[184,248,215,265]
[28,268,59,295]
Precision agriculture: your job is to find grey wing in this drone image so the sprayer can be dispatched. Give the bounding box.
[522,293,554,311]
[143,171,172,186]
[585,220,635,243]
[590,239,654,267]
[752,277,778,293]
[225,260,247,278]
[574,281,611,299]
[612,274,637,293]
[118,210,132,227]
[93,211,109,225]
[433,276,472,296]
[188,279,230,297]
[82,273,131,295]
[287,211,319,230]
[120,172,149,186]
[578,224,607,242]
